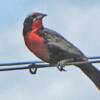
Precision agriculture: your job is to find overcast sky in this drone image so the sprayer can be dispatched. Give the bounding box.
[0,0,100,100]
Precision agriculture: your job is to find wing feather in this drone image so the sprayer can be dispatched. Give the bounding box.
[41,28,85,57]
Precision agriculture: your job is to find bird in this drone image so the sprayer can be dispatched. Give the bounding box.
[23,12,100,89]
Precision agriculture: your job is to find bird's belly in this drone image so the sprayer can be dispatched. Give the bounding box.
[25,38,49,62]
[24,32,50,62]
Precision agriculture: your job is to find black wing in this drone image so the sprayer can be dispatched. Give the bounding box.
[39,28,87,63]
[43,28,85,56]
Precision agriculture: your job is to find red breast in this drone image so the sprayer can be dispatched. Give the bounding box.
[23,13,49,62]
[24,30,49,62]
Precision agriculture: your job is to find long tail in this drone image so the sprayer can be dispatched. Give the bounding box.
[77,63,100,90]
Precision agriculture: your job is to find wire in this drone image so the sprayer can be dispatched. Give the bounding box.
[0,61,43,66]
[0,64,49,72]
[88,56,100,59]
[64,60,100,65]
[0,56,100,66]
[0,56,100,67]
[0,56,100,73]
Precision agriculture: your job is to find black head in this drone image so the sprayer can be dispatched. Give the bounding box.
[23,12,47,36]
[23,13,47,28]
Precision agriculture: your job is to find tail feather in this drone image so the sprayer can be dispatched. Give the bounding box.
[77,63,100,90]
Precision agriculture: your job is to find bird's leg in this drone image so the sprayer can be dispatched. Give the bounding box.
[57,58,74,71]
[28,63,37,74]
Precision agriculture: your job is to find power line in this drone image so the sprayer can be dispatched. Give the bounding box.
[0,56,100,74]
[88,56,100,59]
[0,61,43,66]
[0,56,100,67]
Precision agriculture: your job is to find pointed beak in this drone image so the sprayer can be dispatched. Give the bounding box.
[37,14,47,19]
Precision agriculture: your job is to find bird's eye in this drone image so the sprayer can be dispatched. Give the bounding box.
[33,17,37,21]
[28,15,37,21]
[32,15,37,18]
[32,15,37,21]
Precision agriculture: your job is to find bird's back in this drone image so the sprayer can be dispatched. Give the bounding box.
[39,28,87,63]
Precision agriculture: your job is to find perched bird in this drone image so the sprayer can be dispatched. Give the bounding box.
[23,12,100,89]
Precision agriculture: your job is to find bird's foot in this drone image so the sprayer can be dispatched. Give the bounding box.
[57,60,67,71]
[57,65,66,71]
[57,58,74,72]
[28,63,37,74]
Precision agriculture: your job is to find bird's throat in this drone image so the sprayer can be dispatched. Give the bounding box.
[23,20,43,36]
[32,20,43,33]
